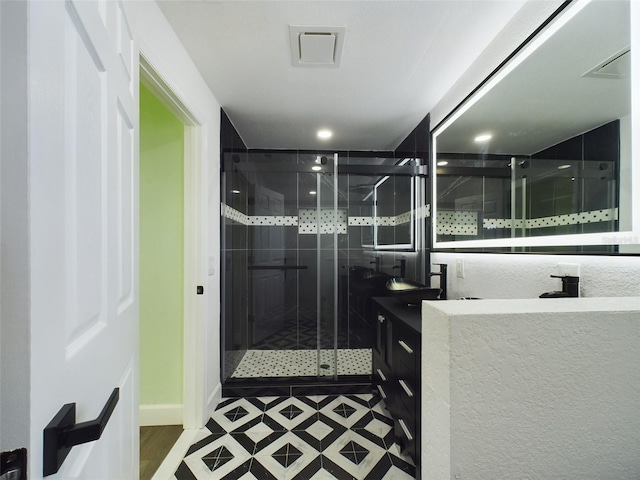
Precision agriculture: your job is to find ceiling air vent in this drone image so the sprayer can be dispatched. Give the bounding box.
[583,47,630,78]
[289,25,346,68]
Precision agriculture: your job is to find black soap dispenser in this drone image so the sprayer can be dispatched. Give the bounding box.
[539,274,580,298]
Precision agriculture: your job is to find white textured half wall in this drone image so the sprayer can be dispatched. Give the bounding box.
[431,252,640,300]
[422,297,640,480]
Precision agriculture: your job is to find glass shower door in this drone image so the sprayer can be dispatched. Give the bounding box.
[221,151,422,383]
[316,153,339,379]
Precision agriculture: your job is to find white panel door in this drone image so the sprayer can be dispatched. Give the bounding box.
[28,1,138,478]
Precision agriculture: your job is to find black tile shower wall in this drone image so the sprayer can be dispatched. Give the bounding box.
[394,113,430,161]
[531,120,619,220]
[531,119,619,161]
[392,113,430,284]
[415,113,431,162]
[221,109,248,153]
[583,121,620,162]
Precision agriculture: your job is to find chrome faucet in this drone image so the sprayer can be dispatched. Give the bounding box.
[429,263,447,300]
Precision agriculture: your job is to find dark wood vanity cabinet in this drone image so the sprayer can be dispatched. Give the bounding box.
[372,297,421,477]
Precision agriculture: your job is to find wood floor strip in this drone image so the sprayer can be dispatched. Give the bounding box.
[140,425,183,480]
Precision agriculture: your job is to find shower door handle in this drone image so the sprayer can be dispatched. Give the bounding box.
[248,265,308,270]
[248,264,308,281]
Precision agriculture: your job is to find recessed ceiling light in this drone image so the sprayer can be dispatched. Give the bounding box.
[474,133,492,143]
[436,161,449,166]
[317,129,332,139]
[312,166,322,171]
[232,189,241,194]
[309,190,317,195]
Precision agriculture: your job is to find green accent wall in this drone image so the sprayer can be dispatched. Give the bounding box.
[140,83,184,405]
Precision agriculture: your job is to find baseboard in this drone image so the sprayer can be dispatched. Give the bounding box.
[139,404,183,426]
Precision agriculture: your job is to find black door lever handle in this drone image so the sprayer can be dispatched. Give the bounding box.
[43,388,119,476]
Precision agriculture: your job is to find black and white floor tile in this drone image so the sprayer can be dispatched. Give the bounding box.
[173,393,415,480]
[230,349,372,378]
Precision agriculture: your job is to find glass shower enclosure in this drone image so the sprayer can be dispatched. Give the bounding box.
[221,150,425,385]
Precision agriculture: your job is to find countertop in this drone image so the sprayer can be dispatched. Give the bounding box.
[423,296,640,317]
[372,296,424,333]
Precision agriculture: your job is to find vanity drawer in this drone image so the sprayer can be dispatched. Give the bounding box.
[397,376,417,406]
[373,363,391,400]
[394,411,417,460]
[395,327,418,377]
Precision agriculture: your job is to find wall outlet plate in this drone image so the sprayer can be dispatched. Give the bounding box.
[456,258,465,278]
[557,263,580,277]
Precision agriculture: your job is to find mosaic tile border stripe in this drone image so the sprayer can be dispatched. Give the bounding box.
[298,209,348,234]
[523,208,618,229]
[223,204,417,234]
[437,208,618,235]
[437,210,479,236]
[227,203,615,238]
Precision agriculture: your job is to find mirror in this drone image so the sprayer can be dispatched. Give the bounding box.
[372,172,415,249]
[432,0,637,250]
[358,171,416,250]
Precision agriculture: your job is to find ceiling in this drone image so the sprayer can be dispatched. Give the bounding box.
[156,0,530,151]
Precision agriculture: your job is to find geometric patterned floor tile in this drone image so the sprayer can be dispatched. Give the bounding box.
[333,403,357,419]
[182,434,252,479]
[174,393,416,480]
[322,429,387,479]
[339,439,369,465]
[224,406,250,422]
[272,442,303,467]
[253,431,320,479]
[203,445,234,471]
[264,396,317,431]
[320,395,371,428]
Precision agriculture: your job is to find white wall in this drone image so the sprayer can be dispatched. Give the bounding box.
[423,298,640,479]
[619,115,632,230]
[126,1,222,427]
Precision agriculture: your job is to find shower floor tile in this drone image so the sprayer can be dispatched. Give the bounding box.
[172,393,416,480]
[230,349,372,378]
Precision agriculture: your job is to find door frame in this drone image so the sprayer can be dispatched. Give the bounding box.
[139,52,206,429]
